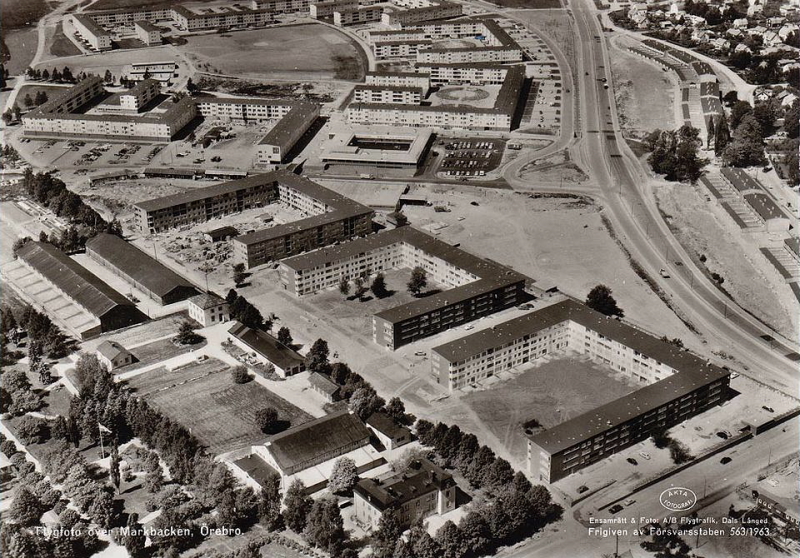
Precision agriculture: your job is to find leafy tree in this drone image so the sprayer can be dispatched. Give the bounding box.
[123,513,147,558]
[175,320,201,345]
[104,69,113,84]
[10,487,45,526]
[23,93,33,108]
[408,521,441,558]
[42,69,50,81]
[306,338,330,373]
[384,397,408,425]
[283,479,312,533]
[353,276,368,300]
[436,520,466,558]
[231,365,251,384]
[484,457,514,490]
[110,441,121,493]
[373,507,402,558]
[88,488,117,529]
[62,67,74,82]
[34,91,48,105]
[144,466,164,493]
[586,284,624,318]
[730,100,753,130]
[459,511,491,556]
[349,385,384,421]
[16,415,49,444]
[668,439,692,464]
[753,101,779,138]
[407,266,428,295]
[303,497,345,552]
[724,114,766,167]
[465,445,495,487]
[11,104,21,121]
[2,109,12,125]
[338,277,350,296]
[255,407,279,434]
[646,126,707,182]
[232,263,247,286]
[277,326,292,346]
[784,100,800,139]
[257,472,282,530]
[328,457,358,494]
[371,272,388,298]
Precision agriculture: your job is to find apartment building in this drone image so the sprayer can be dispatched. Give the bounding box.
[194,96,296,123]
[354,458,457,531]
[334,6,384,25]
[171,6,274,30]
[255,103,320,166]
[381,2,462,26]
[365,71,431,94]
[279,227,527,349]
[71,14,112,50]
[232,173,374,268]
[96,79,161,113]
[134,20,162,45]
[310,0,359,19]
[250,0,311,12]
[373,40,432,59]
[353,84,423,105]
[415,63,509,85]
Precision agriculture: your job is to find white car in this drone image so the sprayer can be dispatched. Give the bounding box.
[638,451,651,460]
[464,324,475,331]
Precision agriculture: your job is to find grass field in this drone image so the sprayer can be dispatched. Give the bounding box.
[462,356,638,462]
[49,21,81,57]
[2,28,38,75]
[116,337,205,373]
[17,84,67,108]
[179,24,366,80]
[1,0,50,31]
[127,359,314,454]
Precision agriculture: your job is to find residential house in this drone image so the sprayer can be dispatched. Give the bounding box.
[188,293,230,327]
[366,412,412,450]
[96,340,134,371]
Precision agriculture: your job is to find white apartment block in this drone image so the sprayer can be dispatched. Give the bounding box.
[194,97,295,123]
[353,85,423,105]
[416,46,523,64]
[365,72,431,94]
[381,2,462,26]
[416,63,508,85]
[134,20,162,45]
[251,0,311,12]
[71,14,112,51]
[373,40,432,59]
[346,104,513,131]
[334,6,384,25]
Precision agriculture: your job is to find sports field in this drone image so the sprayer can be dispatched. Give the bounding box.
[179,24,366,80]
[127,358,314,454]
[462,356,638,462]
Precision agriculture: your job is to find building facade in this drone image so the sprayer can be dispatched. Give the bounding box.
[187,293,230,327]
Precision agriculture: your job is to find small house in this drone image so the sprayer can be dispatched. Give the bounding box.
[96,340,134,371]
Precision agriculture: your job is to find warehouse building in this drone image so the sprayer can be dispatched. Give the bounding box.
[228,321,305,377]
[428,299,733,483]
[278,227,527,349]
[16,242,147,337]
[232,173,374,268]
[86,233,199,305]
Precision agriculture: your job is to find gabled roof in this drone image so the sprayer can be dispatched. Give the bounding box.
[17,241,136,318]
[354,458,453,511]
[228,321,304,371]
[189,293,227,310]
[86,233,198,299]
[264,410,371,472]
[96,340,130,361]
[309,372,341,396]
[366,411,410,440]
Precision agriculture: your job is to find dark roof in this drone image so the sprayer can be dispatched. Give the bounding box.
[281,227,526,324]
[354,458,453,511]
[233,173,373,246]
[308,372,341,396]
[96,340,130,360]
[744,192,787,222]
[17,242,136,318]
[204,225,239,239]
[34,76,104,115]
[264,410,370,471]
[228,321,304,371]
[86,233,197,299]
[189,293,227,310]
[73,14,110,37]
[257,102,318,149]
[445,299,734,454]
[135,171,277,212]
[234,455,279,489]
[785,237,800,257]
[366,411,410,439]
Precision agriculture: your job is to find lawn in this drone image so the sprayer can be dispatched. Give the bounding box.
[48,21,81,57]
[179,24,366,80]
[127,359,314,454]
[462,356,638,462]
[17,84,67,108]
[1,0,51,31]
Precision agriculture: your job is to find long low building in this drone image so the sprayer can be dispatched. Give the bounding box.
[228,321,306,377]
[71,14,112,51]
[279,226,527,349]
[85,233,199,305]
[255,103,320,167]
[365,71,431,94]
[17,241,147,337]
[430,299,730,483]
[353,84,424,105]
[321,126,433,168]
[381,2,462,26]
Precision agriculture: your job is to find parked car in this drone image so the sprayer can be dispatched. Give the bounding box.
[638,451,651,460]
[626,457,638,466]
[716,431,729,440]
[577,485,589,494]
[609,504,624,514]
[623,498,635,506]
[762,406,775,413]
[720,457,732,465]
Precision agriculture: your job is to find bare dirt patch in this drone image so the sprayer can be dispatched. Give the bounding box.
[654,180,798,339]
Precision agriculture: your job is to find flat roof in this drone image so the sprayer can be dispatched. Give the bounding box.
[263,409,371,472]
[194,94,294,107]
[228,321,304,371]
[134,19,161,32]
[73,14,110,37]
[135,171,277,212]
[86,233,198,299]
[257,102,319,149]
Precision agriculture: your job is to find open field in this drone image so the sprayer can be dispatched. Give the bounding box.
[2,28,38,76]
[127,358,314,454]
[654,180,798,340]
[0,0,50,31]
[486,0,562,8]
[179,24,366,81]
[610,38,677,135]
[17,83,68,108]
[462,356,638,462]
[48,21,81,57]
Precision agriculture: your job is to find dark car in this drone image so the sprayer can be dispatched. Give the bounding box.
[578,485,589,494]
[720,457,732,465]
[626,457,638,466]
[762,406,775,413]
[609,504,624,514]
[716,431,729,440]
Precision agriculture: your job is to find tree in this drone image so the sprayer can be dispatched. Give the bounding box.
[724,114,766,167]
[104,69,113,84]
[257,473,282,530]
[753,101,779,138]
[231,365,250,384]
[175,320,201,345]
[283,479,312,533]
[730,100,753,130]
[407,266,427,295]
[306,338,330,373]
[436,521,466,558]
[304,498,346,553]
[42,69,50,81]
[34,91,48,105]
[123,513,147,558]
[349,386,384,421]
[88,488,117,529]
[646,126,707,182]
[10,487,45,526]
[144,466,164,493]
[371,272,388,298]
[11,104,21,121]
[484,457,514,490]
[784,101,800,139]
[110,442,121,493]
[706,116,715,149]
[338,277,350,297]
[23,93,33,108]
[668,439,692,464]
[16,415,49,444]
[255,407,279,434]
[62,67,74,82]
[586,284,624,318]
[353,276,368,301]
[328,457,358,494]
[232,262,247,286]
[459,511,491,556]
[2,109,13,125]
[373,507,403,558]
[409,521,441,558]
[277,326,292,347]
[384,397,407,425]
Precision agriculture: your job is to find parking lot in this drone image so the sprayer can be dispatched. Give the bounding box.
[436,138,505,177]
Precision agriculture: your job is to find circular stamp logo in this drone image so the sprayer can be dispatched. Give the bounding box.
[659,487,697,511]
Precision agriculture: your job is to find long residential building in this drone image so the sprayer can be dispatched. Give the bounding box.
[232,173,373,268]
[279,226,527,349]
[16,242,147,337]
[415,62,510,85]
[334,6,384,25]
[381,2,462,26]
[365,71,431,94]
[255,103,320,166]
[429,299,730,483]
[22,77,196,142]
[353,84,423,105]
[85,233,199,305]
[310,0,359,19]
[71,14,112,51]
